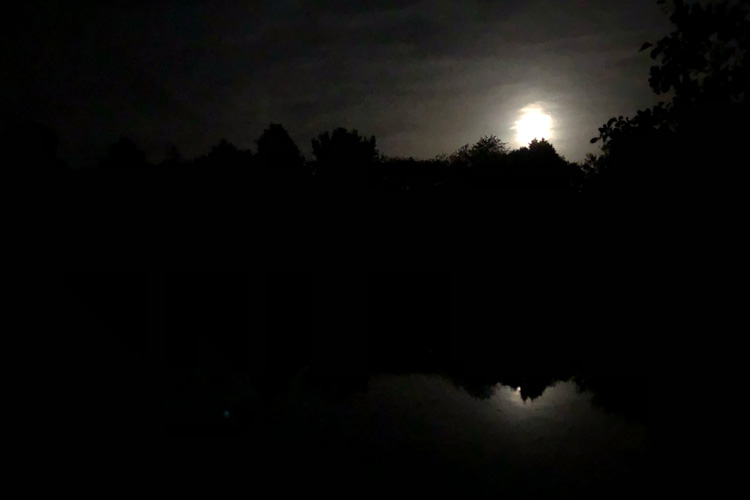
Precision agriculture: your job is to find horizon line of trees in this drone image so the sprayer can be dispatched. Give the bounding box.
[4,0,747,194]
[0,120,586,190]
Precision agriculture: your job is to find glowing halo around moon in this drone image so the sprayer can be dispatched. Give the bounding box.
[512,105,553,146]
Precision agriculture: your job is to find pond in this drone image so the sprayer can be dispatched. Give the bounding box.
[169,369,649,498]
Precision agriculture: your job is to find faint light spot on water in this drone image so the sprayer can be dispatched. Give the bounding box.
[224,410,230,419]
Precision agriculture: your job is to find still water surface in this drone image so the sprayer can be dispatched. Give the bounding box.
[233,371,651,496]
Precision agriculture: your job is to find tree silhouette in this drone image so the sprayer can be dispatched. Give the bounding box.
[447,135,507,171]
[448,143,472,170]
[527,138,558,160]
[447,136,578,189]
[255,123,305,171]
[646,0,747,106]
[194,139,252,171]
[312,128,378,165]
[311,127,378,186]
[504,138,564,172]
[468,135,508,168]
[587,0,749,194]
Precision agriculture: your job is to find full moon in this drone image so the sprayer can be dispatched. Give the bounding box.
[513,106,553,146]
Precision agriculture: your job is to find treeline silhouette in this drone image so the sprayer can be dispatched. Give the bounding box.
[6,0,748,195]
[18,122,583,190]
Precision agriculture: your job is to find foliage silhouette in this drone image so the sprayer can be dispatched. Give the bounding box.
[194,139,252,171]
[446,135,508,171]
[361,135,579,190]
[464,137,579,189]
[448,143,472,169]
[586,0,749,194]
[466,135,508,168]
[255,123,305,171]
[311,127,378,186]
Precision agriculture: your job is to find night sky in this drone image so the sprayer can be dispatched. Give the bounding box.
[5,1,672,168]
